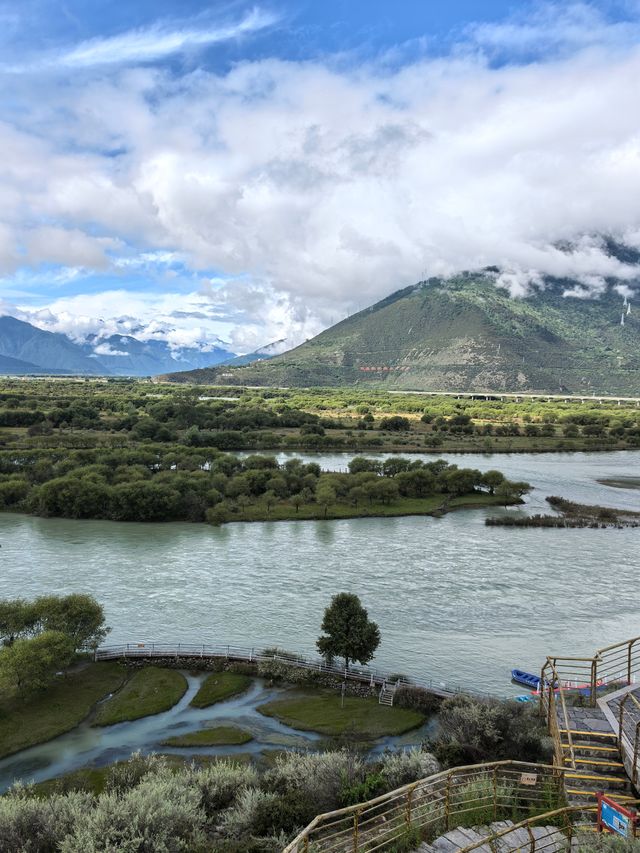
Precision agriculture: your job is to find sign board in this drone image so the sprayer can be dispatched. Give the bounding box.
[520,773,538,786]
[597,794,637,838]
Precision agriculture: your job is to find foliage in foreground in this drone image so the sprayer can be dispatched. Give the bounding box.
[429,694,553,767]
[0,749,441,853]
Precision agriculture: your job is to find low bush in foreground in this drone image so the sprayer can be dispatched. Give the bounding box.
[429,694,552,767]
[0,749,441,852]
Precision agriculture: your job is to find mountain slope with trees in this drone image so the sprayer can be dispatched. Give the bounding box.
[164,273,640,394]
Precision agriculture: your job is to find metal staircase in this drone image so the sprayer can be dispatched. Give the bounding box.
[560,726,633,804]
[379,680,397,706]
[417,821,567,853]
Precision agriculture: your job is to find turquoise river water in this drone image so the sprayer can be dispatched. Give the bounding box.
[0,450,638,788]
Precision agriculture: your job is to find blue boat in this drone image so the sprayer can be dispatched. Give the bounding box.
[511,669,541,690]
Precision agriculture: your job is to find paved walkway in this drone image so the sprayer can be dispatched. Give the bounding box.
[417,821,567,853]
[558,704,616,735]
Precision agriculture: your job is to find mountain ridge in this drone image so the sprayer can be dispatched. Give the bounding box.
[0,316,237,377]
[162,272,640,395]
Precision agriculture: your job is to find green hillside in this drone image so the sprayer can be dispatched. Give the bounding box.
[163,273,640,394]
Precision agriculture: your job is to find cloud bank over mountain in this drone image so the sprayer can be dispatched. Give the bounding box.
[1,2,640,351]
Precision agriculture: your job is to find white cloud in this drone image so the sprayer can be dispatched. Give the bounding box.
[8,7,278,71]
[1,2,640,346]
[93,342,128,357]
[467,3,640,57]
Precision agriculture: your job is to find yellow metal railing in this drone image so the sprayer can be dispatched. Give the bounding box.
[540,658,577,771]
[456,805,592,853]
[618,690,640,786]
[541,635,640,711]
[539,635,640,797]
[281,761,566,853]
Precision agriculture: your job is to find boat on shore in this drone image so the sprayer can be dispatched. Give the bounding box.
[511,669,541,690]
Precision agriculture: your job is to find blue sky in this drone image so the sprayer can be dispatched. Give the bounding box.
[1,1,639,352]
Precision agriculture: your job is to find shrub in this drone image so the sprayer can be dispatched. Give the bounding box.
[264,750,365,813]
[430,695,552,767]
[219,789,280,839]
[395,686,443,715]
[194,762,259,817]
[0,788,91,853]
[60,769,207,852]
[379,748,440,790]
[105,752,165,793]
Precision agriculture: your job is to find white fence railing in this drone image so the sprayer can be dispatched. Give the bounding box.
[94,642,501,699]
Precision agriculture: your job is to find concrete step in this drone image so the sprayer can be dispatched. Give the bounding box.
[418,822,567,853]
[565,788,636,802]
[563,757,624,769]
[562,742,619,754]
[559,729,617,740]
[565,771,628,786]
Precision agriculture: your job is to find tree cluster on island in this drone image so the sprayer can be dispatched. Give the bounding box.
[0,446,529,524]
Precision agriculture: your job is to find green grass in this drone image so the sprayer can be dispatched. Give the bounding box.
[226,492,512,525]
[0,662,126,759]
[162,725,253,747]
[257,690,425,737]
[94,667,188,726]
[190,671,252,708]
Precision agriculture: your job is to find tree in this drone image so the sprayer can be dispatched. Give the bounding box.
[347,485,367,507]
[348,457,382,475]
[290,492,304,512]
[0,598,38,645]
[315,483,336,518]
[36,593,110,650]
[480,470,506,494]
[378,416,410,432]
[495,480,531,506]
[316,593,380,670]
[263,489,277,515]
[0,631,74,696]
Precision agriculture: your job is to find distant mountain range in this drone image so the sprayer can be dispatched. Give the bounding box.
[163,270,640,395]
[219,339,290,367]
[0,316,237,377]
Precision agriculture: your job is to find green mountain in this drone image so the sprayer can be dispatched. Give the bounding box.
[163,273,640,394]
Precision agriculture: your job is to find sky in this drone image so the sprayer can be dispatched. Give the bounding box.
[1,0,640,353]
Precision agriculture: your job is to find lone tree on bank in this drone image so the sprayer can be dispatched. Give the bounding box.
[317,593,380,670]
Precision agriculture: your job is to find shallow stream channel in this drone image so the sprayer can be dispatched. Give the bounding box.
[0,674,437,792]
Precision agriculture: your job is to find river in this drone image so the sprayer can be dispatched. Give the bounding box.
[1,451,638,696]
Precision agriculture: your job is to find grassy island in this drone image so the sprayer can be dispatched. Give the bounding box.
[95,667,188,725]
[162,725,253,746]
[486,495,640,529]
[190,672,252,708]
[258,690,426,737]
[0,661,125,758]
